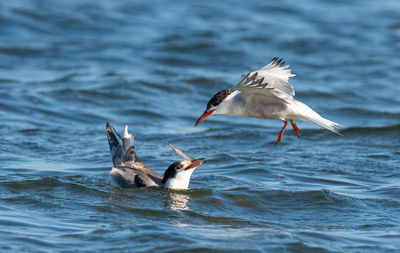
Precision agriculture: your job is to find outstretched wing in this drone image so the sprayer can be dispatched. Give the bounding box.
[234,57,296,103]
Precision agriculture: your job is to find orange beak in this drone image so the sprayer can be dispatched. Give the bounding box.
[194,109,215,127]
[184,158,205,171]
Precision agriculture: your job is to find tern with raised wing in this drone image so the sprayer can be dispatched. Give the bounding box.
[194,57,341,144]
[106,122,204,189]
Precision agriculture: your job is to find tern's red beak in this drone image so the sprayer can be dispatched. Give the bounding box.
[184,158,205,170]
[194,109,215,127]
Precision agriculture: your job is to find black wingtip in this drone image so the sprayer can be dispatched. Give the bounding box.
[270,57,286,66]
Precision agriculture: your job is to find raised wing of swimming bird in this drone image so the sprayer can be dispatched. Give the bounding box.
[106,122,142,167]
[234,57,296,103]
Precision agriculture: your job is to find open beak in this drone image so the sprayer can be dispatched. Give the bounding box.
[194,109,215,127]
[184,158,206,171]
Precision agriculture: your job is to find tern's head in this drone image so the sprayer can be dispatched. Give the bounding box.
[194,89,234,127]
[162,159,204,189]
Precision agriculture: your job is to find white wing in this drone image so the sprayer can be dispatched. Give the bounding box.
[234,57,296,103]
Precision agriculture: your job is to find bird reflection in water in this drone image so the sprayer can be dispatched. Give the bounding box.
[164,190,191,211]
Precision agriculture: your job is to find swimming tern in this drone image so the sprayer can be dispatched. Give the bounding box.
[106,122,204,189]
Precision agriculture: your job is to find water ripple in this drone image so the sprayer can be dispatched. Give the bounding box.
[1,0,400,251]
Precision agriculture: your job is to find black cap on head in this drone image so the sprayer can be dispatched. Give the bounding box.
[206,89,232,110]
[162,161,183,184]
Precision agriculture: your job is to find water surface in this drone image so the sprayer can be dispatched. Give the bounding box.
[0,0,400,252]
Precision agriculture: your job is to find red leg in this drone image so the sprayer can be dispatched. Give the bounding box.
[290,119,300,137]
[276,120,288,144]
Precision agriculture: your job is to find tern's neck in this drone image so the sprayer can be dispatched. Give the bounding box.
[163,169,195,189]
[214,90,245,116]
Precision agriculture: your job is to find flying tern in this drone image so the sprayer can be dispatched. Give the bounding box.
[194,57,341,143]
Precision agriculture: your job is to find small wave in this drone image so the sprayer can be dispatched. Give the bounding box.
[232,168,267,175]
[341,124,400,135]
[184,77,217,87]
[52,87,131,101]
[18,128,40,135]
[162,42,215,52]
[0,78,17,83]
[146,56,201,67]
[370,185,400,201]
[339,107,400,118]
[121,108,167,119]
[45,74,77,84]
[136,80,176,93]
[0,47,45,57]
[1,175,110,197]
[241,188,368,209]
[366,154,391,159]
[12,8,48,22]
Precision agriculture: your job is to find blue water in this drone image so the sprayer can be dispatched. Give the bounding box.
[1,0,400,252]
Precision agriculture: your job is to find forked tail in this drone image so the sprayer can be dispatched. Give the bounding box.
[294,101,342,135]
